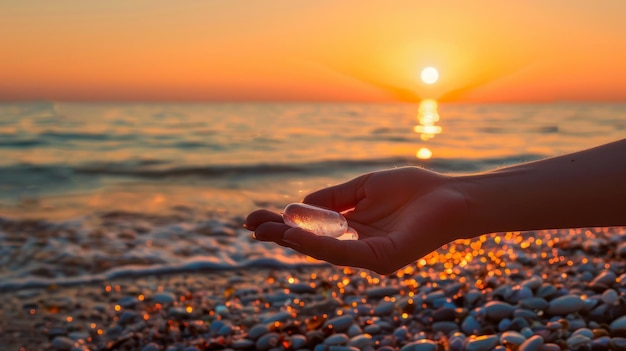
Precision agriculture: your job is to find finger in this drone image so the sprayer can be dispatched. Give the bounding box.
[303,173,370,212]
[282,229,393,272]
[245,209,283,231]
[252,221,290,241]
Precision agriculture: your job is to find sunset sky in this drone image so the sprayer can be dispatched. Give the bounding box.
[2,1,626,103]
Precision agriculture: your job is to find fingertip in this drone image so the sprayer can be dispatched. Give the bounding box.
[245,209,283,231]
[253,221,291,242]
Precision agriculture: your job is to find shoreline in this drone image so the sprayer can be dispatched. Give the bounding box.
[3,226,626,350]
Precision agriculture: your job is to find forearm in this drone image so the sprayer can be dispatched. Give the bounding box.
[457,138,626,236]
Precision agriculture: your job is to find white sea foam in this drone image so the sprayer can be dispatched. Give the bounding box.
[0,212,329,291]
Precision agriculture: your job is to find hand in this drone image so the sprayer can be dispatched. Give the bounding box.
[245,167,469,275]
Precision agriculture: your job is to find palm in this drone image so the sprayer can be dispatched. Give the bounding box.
[247,167,468,274]
[346,169,466,267]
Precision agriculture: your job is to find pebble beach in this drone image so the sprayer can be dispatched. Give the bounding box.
[2,209,626,351]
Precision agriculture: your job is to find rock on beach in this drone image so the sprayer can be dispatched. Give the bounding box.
[547,294,584,315]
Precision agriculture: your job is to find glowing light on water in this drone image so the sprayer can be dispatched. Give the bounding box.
[414,125,442,135]
[415,99,442,157]
[416,147,432,159]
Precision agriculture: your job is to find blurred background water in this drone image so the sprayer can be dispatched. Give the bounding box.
[1,101,625,289]
[1,101,624,219]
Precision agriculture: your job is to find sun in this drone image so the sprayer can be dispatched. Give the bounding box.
[420,67,439,84]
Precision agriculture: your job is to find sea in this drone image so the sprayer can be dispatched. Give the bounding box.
[0,101,624,290]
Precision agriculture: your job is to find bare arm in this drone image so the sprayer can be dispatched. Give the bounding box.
[246,138,626,274]
[459,138,626,235]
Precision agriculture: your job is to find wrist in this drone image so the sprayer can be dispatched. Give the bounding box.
[454,166,531,237]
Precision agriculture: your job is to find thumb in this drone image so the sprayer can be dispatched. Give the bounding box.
[303,173,370,212]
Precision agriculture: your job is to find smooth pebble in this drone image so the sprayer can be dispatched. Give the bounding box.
[518,335,544,351]
[465,335,499,351]
[399,339,438,351]
[547,294,583,315]
[484,301,515,319]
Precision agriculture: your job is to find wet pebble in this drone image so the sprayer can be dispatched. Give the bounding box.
[290,334,308,349]
[582,297,599,312]
[256,332,280,351]
[67,331,89,341]
[518,335,544,351]
[539,343,560,351]
[248,324,270,340]
[509,286,533,303]
[610,316,626,331]
[498,318,511,332]
[51,336,75,351]
[288,282,316,294]
[118,310,139,325]
[501,330,527,347]
[262,310,292,323]
[514,309,537,320]
[589,271,616,290]
[363,323,381,334]
[610,337,626,351]
[349,334,374,349]
[374,300,396,316]
[366,287,399,299]
[231,339,255,349]
[566,334,591,350]
[520,297,549,310]
[325,333,350,346]
[465,334,499,351]
[324,315,354,332]
[484,301,515,319]
[572,328,594,338]
[462,315,481,334]
[547,294,583,315]
[152,292,176,304]
[301,297,342,315]
[592,336,611,351]
[465,289,483,306]
[602,289,619,305]
[536,284,557,298]
[399,339,438,351]
[347,323,363,337]
[393,326,408,341]
[521,276,543,290]
[432,321,458,334]
[449,335,466,351]
[327,346,359,351]
[141,343,162,351]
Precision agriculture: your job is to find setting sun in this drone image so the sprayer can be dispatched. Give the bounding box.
[421,67,439,85]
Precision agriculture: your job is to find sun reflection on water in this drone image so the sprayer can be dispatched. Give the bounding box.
[415,99,442,159]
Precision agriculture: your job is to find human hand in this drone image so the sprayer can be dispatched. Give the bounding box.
[245,167,469,274]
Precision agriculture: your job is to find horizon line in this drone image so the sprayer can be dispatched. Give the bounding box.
[1,98,625,105]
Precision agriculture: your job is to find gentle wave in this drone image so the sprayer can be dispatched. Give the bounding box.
[2,155,546,180]
[0,257,329,292]
[0,139,48,148]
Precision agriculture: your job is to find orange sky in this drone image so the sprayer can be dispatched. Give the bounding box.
[2,1,626,103]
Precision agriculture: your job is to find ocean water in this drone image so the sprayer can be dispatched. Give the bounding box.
[0,101,624,290]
